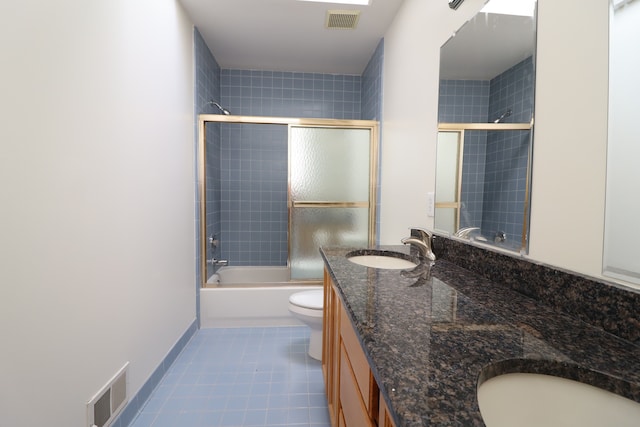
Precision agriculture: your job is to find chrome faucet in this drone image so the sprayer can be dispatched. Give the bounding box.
[454,227,480,239]
[207,258,228,266]
[401,227,436,261]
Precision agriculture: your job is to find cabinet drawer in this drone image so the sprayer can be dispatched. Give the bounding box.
[340,344,375,427]
[339,306,372,407]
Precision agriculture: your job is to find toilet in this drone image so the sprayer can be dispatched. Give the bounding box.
[288,289,324,360]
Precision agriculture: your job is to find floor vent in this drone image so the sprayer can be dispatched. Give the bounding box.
[87,362,129,427]
[326,10,360,29]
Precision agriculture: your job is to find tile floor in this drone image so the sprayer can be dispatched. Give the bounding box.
[128,326,331,427]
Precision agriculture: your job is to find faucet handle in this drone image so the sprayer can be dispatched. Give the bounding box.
[409,227,432,240]
[402,235,436,262]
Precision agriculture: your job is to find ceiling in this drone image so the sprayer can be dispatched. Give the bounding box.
[439,12,536,80]
[178,0,536,80]
[178,0,405,75]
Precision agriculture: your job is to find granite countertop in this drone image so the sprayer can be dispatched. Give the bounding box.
[320,245,640,427]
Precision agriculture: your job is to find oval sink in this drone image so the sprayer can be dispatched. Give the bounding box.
[346,250,418,270]
[478,373,640,427]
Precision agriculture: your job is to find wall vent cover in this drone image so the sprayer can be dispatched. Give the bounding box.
[87,362,129,427]
[326,10,360,29]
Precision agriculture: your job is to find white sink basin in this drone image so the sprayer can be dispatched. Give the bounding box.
[347,252,418,270]
[478,373,640,427]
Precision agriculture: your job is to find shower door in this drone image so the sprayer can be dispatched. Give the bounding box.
[435,130,463,234]
[289,126,376,280]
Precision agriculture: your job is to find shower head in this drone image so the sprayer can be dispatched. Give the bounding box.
[493,109,512,123]
[208,101,231,115]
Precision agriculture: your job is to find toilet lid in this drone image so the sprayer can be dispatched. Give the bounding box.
[289,290,323,310]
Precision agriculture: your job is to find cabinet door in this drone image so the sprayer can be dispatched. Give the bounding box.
[379,393,398,427]
[339,303,378,416]
[339,344,376,427]
[323,267,382,427]
[322,271,341,426]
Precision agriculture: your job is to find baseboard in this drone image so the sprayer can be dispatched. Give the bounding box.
[110,318,198,427]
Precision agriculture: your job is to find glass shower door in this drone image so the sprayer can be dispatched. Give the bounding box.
[289,126,375,280]
[435,130,463,234]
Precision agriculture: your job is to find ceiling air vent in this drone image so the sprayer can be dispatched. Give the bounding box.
[326,10,360,29]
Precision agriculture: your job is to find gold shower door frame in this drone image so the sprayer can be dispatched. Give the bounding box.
[288,125,377,282]
[197,115,378,287]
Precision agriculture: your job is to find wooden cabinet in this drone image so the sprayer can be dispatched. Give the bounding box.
[323,269,395,427]
[323,269,341,425]
[378,392,397,427]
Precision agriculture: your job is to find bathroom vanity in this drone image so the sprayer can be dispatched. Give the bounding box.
[322,268,397,427]
[320,244,640,427]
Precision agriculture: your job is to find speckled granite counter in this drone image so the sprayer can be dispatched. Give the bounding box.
[320,245,640,427]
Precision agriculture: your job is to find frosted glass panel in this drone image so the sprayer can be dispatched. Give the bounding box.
[290,127,371,202]
[291,208,369,280]
[604,0,640,284]
[435,207,457,235]
[436,131,460,203]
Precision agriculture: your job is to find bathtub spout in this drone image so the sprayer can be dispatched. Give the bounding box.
[207,258,228,266]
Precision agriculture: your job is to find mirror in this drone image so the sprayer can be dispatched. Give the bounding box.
[603,0,640,284]
[435,0,537,253]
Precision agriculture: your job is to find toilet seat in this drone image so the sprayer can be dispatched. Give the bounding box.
[289,289,323,310]
[288,290,323,318]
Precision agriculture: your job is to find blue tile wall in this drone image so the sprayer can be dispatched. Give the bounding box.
[219,124,289,266]
[481,129,530,244]
[488,57,534,124]
[482,57,534,244]
[362,39,384,122]
[221,69,362,119]
[438,80,490,123]
[195,28,223,286]
[439,80,490,229]
[438,57,533,247]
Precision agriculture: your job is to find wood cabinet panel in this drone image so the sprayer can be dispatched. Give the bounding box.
[323,267,386,427]
[339,306,372,410]
[323,270,341,426]
[339,344,376,427]
[379,392,398,427]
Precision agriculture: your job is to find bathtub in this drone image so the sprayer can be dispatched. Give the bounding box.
[200,266,322,328]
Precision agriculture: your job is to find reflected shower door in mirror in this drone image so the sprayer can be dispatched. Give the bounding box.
[435,131,463,234]
[435,0,537,253]
[603,0,640,285]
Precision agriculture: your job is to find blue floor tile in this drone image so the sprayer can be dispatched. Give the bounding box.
[128,326,331,427]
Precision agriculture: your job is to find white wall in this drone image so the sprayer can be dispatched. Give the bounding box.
[382,0,619,286]
[0,1,196,426]
[528,0,610,279]
[380,0,485,243]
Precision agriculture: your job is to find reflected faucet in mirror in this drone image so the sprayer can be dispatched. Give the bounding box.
[454,227,480,238]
